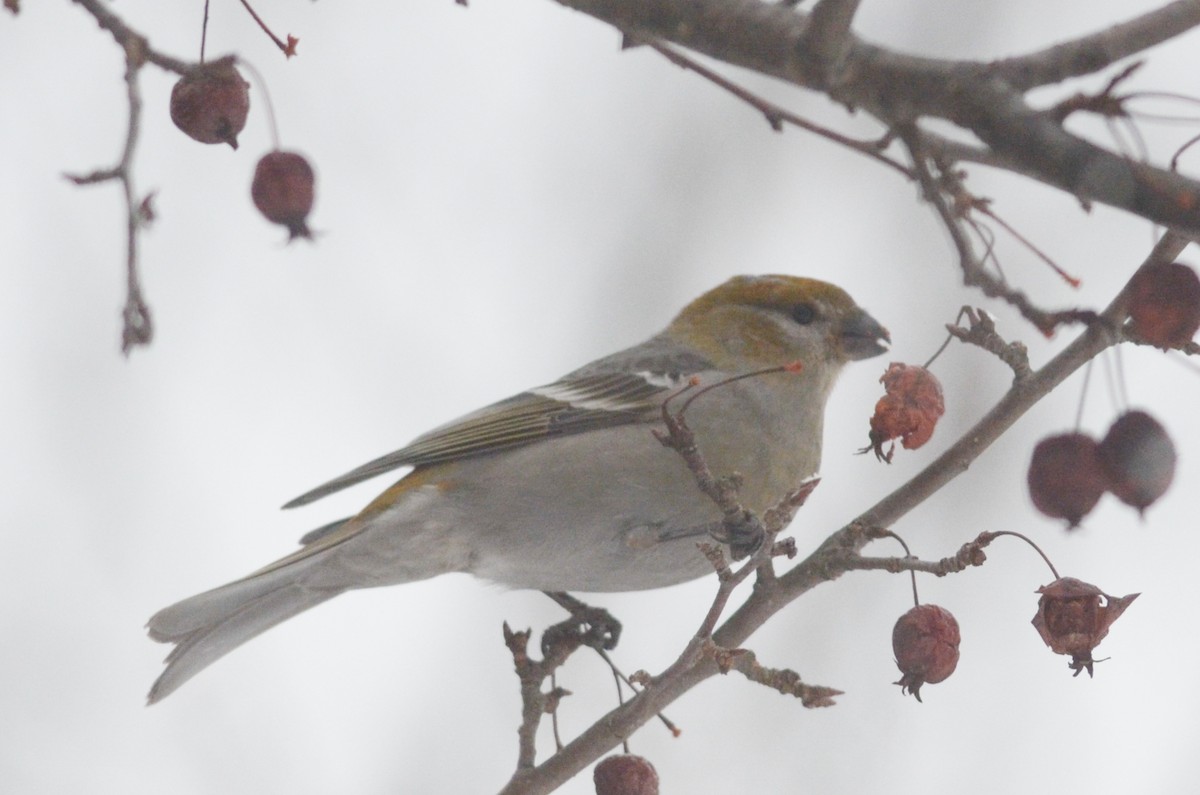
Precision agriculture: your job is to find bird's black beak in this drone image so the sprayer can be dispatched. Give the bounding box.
[840,308,890,360]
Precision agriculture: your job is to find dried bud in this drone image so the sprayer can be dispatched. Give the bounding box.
[864,363,945,463]
[594,754,659,795]
[1098,410,1176,515]
[892,604,960,702]
[169,61,250,149]
[1032,577,1139,677]
[1027,433,1107,527]
[1126,261,1200,349]
[251,151,316,240]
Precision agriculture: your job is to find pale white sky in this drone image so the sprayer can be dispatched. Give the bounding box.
[3,1,1199,793]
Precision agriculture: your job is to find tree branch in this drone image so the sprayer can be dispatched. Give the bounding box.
[991,0,1200,91]
[640,38,912,178]
[801,0,862,86]
[66,0,209,352]
[553,0,1200,234]
[946,77,1200,236]
[70,0,192,75]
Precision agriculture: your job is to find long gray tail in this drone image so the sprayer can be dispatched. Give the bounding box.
[146,564,342,704]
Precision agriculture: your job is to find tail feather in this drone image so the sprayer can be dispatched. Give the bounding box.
[147,568,341,704]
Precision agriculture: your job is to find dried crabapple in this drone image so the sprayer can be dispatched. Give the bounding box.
[892,603,960,702]
[169,61,250,149]
[594,754,659,795]
[864,363,945,463]
[1098,410,1176,514]
[251,151,316,240]
[1026,433,1107,527]
[1125,261,1200,349]
[1031,577,1139,677]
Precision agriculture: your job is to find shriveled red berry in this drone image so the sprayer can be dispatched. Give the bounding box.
[863,363,945,463]
[1126,261,1200,349]
[169,61,250,149]
[1027,433,1107,527]
[251,151,315,240]
[1098,410,1176,514]
[1031,577,1139,677]
[892,604,960,702]
[594,754,659,795]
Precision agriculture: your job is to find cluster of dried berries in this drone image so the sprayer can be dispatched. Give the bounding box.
[1027,409,1175,526]
[1125,261,1200,349]
[892,603,960,701]
[594,754,659,795]
[891,578,1139,694]
[886,526,1144,696]
[168,59,317,239]
[1032,577,1139,677]
[864,363,945,463]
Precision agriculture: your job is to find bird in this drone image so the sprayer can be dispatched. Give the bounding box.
[146,274,889,702]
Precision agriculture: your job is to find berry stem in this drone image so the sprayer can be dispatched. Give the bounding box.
[235,59,280,149]
[921,331,952,370]
[669,363,802,419]
[982,531,1061,580]
[874,529,921,606]
[1074,359,1092,431]
[199,0,209,62]
[1105,346,1130,412]
[1171,130,1200,170]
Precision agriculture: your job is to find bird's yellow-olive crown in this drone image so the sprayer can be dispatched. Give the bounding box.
[668,274,889,368]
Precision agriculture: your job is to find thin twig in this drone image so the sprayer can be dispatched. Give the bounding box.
[638,38,912,179]
[63,15,155,353]
[944,306,1034,383]
[70,0,193,74]
[703,641,842,708]
[67,0,211,352]
[237,0,299,57]
[900,125,1101,335]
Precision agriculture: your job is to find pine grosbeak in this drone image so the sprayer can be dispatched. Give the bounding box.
[147,274,888,701]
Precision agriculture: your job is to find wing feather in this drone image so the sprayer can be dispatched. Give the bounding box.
[281,371,690,508]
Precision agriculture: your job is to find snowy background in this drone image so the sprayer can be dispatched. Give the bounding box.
[3,1,1200,793]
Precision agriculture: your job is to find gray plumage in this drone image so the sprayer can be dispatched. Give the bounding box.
[146,275,888,702]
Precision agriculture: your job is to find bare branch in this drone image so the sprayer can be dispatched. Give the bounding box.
[801,0,862,86]
[899,125,1073,334]
[555,0,1200,233]
[991,0,1200,91]
[62,16,157,353]
[556,0,808,83]
[66,0,220,352]
[70,0,192,75]
[949,78,1200,236]
[639,38,912,178]
[705,641,842,708]
[945,307,1034,383]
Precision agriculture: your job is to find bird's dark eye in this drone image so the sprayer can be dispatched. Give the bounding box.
[791,303,816,325]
